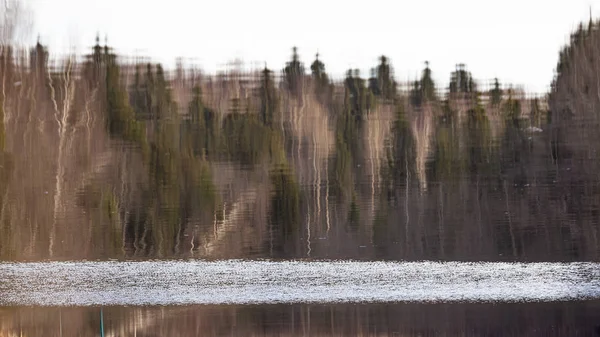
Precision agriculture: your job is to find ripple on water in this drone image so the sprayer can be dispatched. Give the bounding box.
[0,260,599,306]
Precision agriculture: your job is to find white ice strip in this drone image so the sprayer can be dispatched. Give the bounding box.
[0,260,599,306]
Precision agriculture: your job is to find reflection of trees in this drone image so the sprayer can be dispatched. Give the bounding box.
[3,303,600,336]
[2,18,600,261]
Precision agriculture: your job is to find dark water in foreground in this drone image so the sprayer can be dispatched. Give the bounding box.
[3,302,600,336]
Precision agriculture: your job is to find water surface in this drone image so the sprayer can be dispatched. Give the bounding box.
[0,37,598,335]
[1,260,599,306]
[3,302,600,336]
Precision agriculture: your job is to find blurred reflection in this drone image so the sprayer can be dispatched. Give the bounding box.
[0,22,597,264]
[0,8,599,337]
[0,41,582,262]
[1,302,599,336]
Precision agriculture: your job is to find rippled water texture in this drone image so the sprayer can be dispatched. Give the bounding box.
[0,260,598,306]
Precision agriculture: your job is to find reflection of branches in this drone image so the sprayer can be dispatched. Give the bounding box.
[24,60,36,255]
[1,47,6,121]
[202,188,257,257]
[50,57,75,257]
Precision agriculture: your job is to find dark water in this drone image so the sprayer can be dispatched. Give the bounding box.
[1,302,600,336]
[0,40,599,335]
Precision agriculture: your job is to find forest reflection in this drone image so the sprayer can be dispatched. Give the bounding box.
[0,20,598,262]
[3,5,600,337]
[1,302,599,336]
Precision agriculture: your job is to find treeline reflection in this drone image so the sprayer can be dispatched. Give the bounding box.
[1,302,599,336]
[0,19,598,261]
